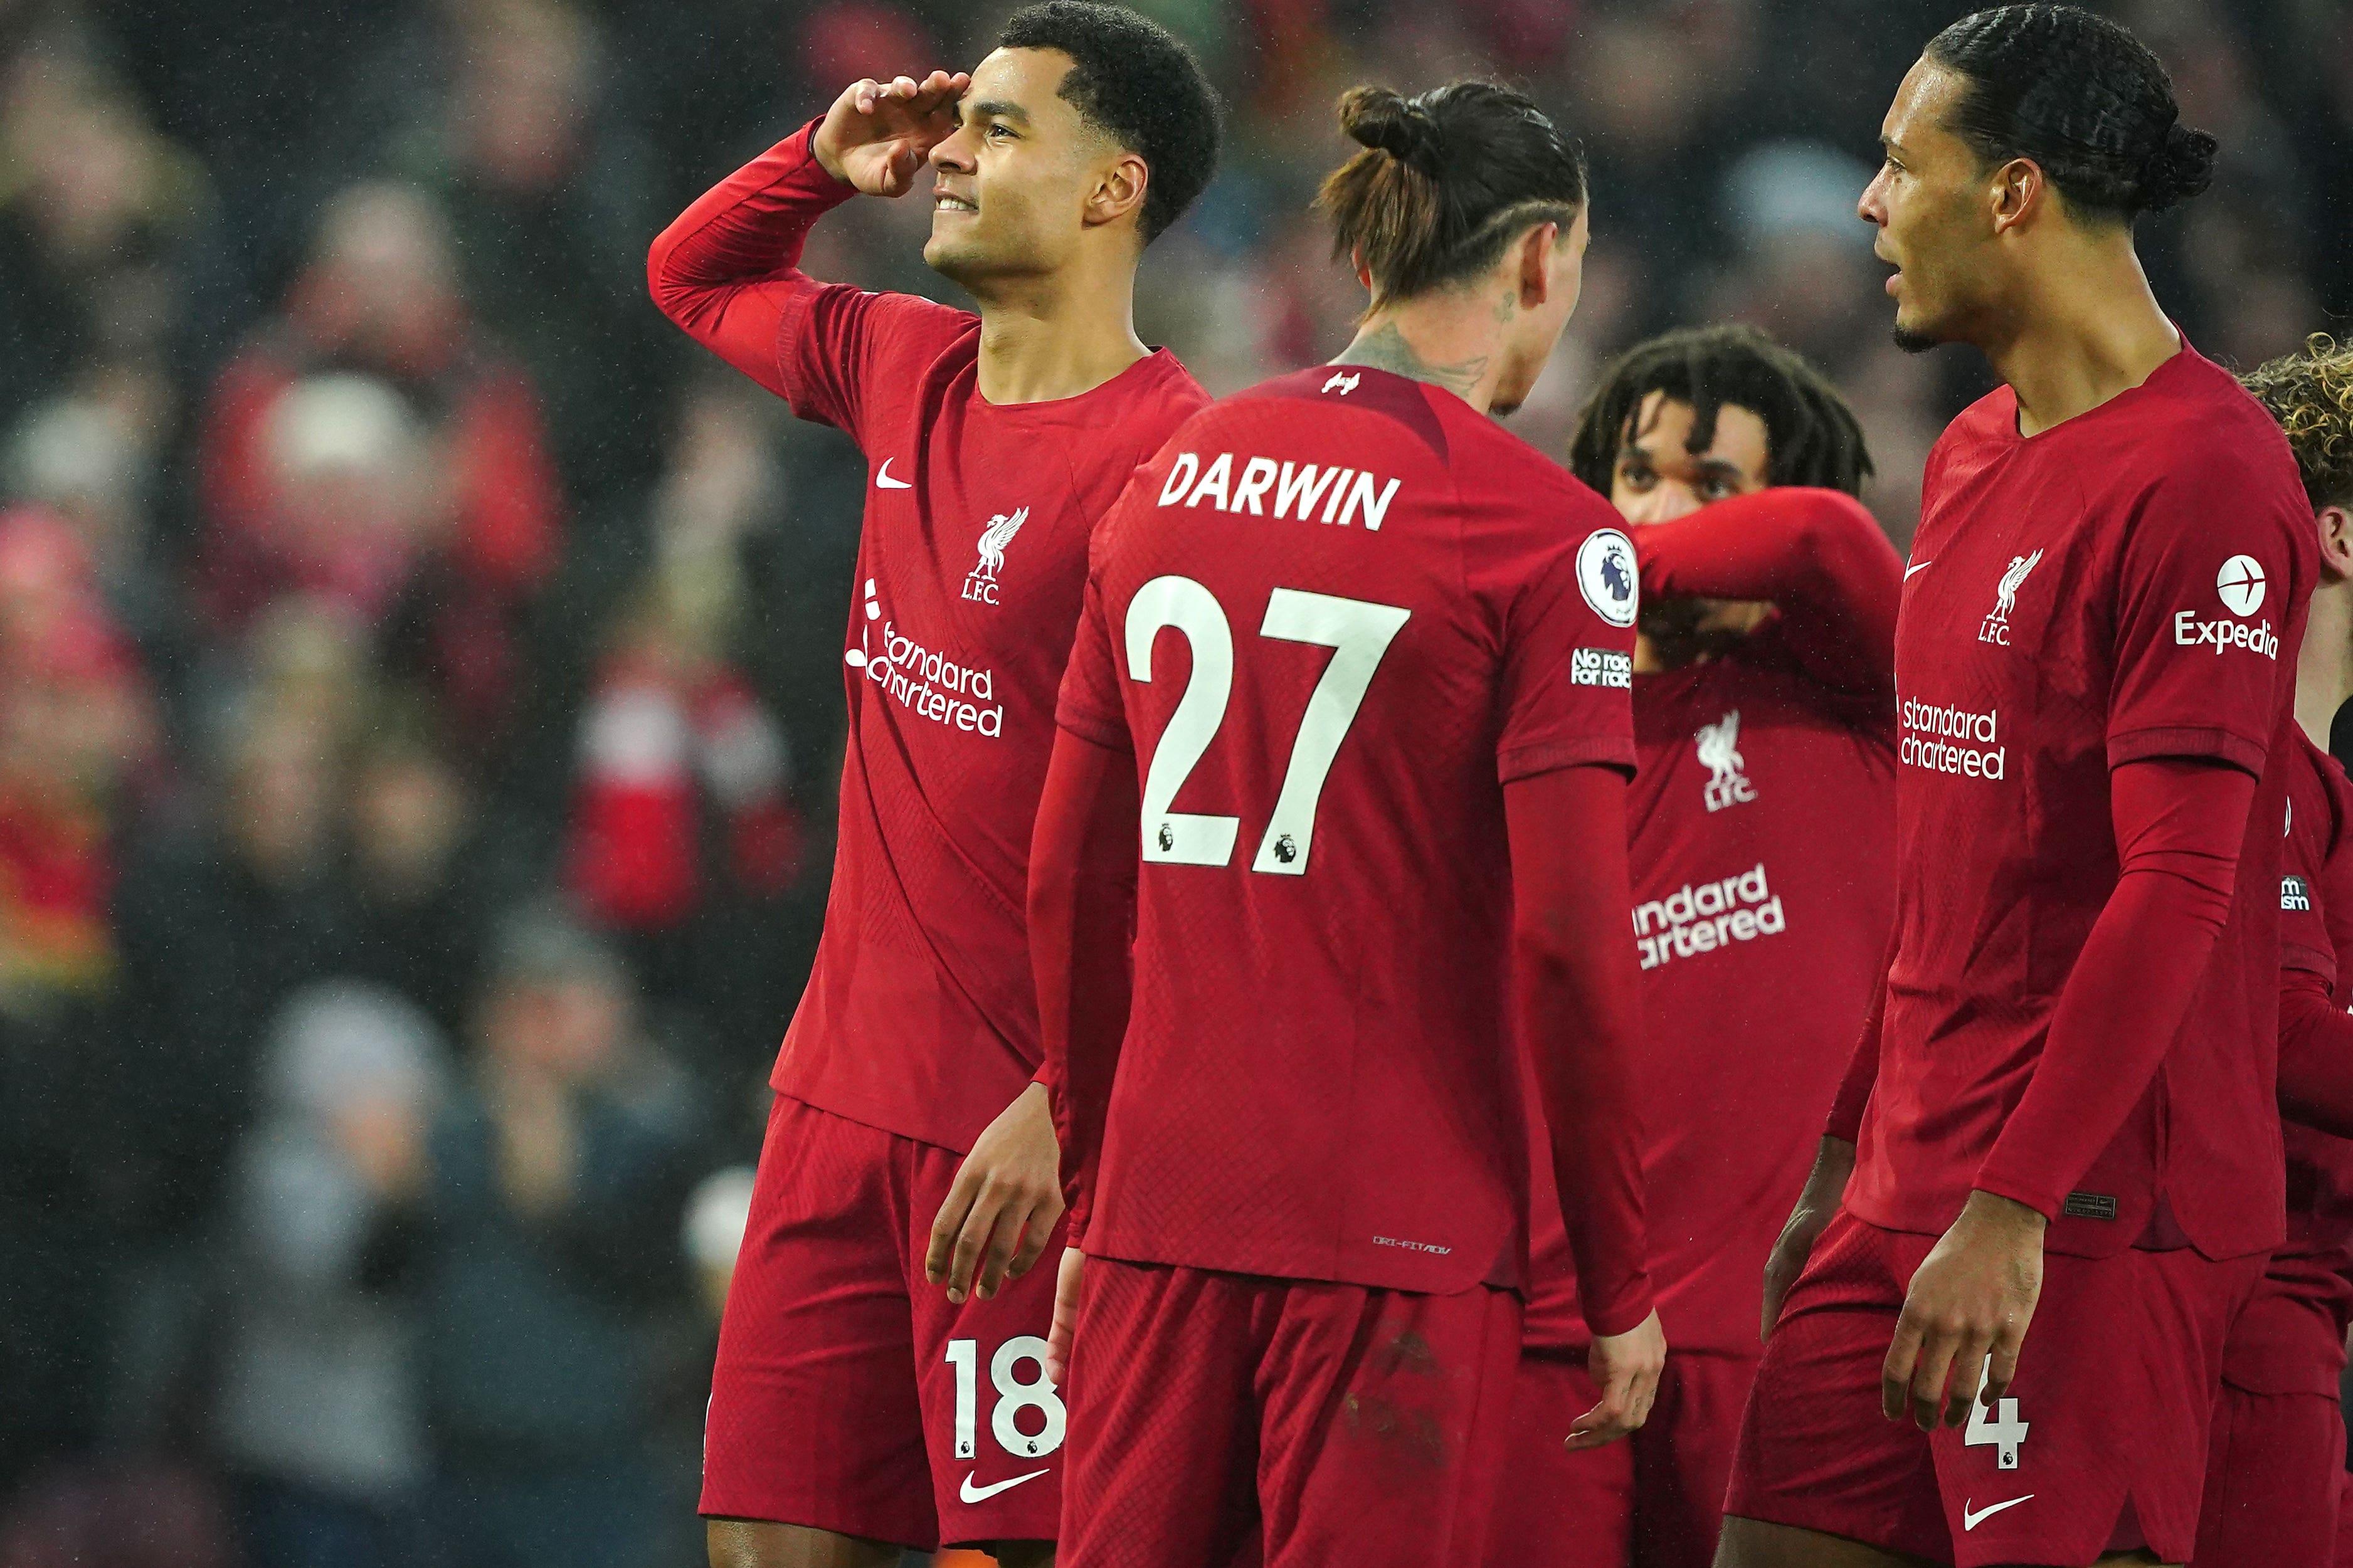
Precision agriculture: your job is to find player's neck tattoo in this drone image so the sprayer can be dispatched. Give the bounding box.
[1333,319,1489,399]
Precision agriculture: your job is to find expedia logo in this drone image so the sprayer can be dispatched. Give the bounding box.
[1631,863,1784,971]
[2174,612,2280,658]
[2174,553,2280,659]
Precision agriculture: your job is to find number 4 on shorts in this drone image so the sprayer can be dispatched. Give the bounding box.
[1963,1355,2028,1470]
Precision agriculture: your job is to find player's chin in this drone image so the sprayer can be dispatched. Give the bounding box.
[923,230,987,278]
[1888,299,1950,355]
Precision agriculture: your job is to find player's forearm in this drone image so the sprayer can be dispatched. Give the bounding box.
[645,122,849,378]
[1028,730,1139,1239]
[1505,765,1654,1336]
[1637,488,1900,692]
[2278,964,2353,1140]
[1975,759,2254,1218]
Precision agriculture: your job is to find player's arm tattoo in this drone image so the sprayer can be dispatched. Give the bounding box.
[1332,319,1489,397]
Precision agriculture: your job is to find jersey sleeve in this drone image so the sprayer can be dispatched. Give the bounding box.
[1491,493,1639,783]
[2283,769,2338,985]
[645,122,970,444]
[1055,545,1132,754]
[2276,750,2353,1137]
[2105,466,2303,775]
[1635,487,1902,701]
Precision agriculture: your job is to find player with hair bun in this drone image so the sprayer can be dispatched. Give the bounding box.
[1033,79,1661,1566]
[1721,9,2316,1567]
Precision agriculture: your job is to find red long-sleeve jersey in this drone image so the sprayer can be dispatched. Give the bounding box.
[648,124,1207,1152]
[2224,732,2353,1397]
[1525,485,1901,1354]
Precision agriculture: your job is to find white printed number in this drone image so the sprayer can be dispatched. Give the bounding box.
[945,1336,1065,1460]
[1963,1360,2029,1470]
[1126,578,1409,875]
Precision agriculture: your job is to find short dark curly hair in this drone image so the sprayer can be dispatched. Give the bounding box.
[1925,6,2216,224]
[1568,324,1874,498]
[999,2,1222,245]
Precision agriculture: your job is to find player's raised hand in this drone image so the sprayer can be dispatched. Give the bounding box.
[1568,1308,1665,1450]
[1881,1188,2044,1431]
[1043,1246,1085,1386]
[926,1080,1064,1305]
[812,70,971,197]
[1760,1135,1856,1342]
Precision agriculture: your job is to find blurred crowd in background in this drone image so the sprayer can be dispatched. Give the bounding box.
[0,0,2344,1564]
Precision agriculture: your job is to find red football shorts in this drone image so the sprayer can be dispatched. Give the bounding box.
[701,1093,1068,1549]
[1723,1210,2261,1567]
[2192,1382,2346,1565]
[1489,1348,1758,1568]
[1058,1257,1521,1567]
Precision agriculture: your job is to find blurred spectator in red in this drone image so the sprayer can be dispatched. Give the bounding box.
[197,181,563,750]
[561,381,804,1004]
[214,982,445,1568]
[416,903,698,1568]
[563,592,800,974]
[388,0,669,502]
[0,506,155,1018]
[5,386,178,668]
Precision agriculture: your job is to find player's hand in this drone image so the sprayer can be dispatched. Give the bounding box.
[812,71,971,197]
[926,1081,1064,1305]
[1882,1188,2044,1431]
[1568,1308,1665,1450]
[1760,1135,1856,1342]
[1044,1245,1085,1387]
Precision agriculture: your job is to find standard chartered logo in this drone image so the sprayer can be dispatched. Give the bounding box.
[1631,863,1785,971]
[1900,695,2005,781]
[846,583,1005,738]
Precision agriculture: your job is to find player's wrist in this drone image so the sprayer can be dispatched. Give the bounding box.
[809,121,854,186]
[1960,1186,2051,1236]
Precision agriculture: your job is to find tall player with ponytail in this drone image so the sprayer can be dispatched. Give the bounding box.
[1030,82,1663,1567]
[1722,9,2316,1567]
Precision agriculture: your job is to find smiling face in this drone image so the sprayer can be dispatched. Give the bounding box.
[923,47,1132,288]
[1858,58,2009,352]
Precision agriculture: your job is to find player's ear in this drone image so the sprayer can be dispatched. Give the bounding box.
[1515,221,1558,309]
[1084,151,1150,234]
[2319,504,2353,584]
[1989,156,2042,236]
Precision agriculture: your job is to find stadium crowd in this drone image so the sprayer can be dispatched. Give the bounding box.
[0,1,2346,1565]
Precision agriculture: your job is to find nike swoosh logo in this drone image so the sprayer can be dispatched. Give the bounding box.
[876,459,912,489]
[960,1468,1050,1503]
[1961,1495,2033,1530]
[1905,559,1934,579]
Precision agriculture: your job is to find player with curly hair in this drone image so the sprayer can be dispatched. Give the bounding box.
[2191,335,2353,1565]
